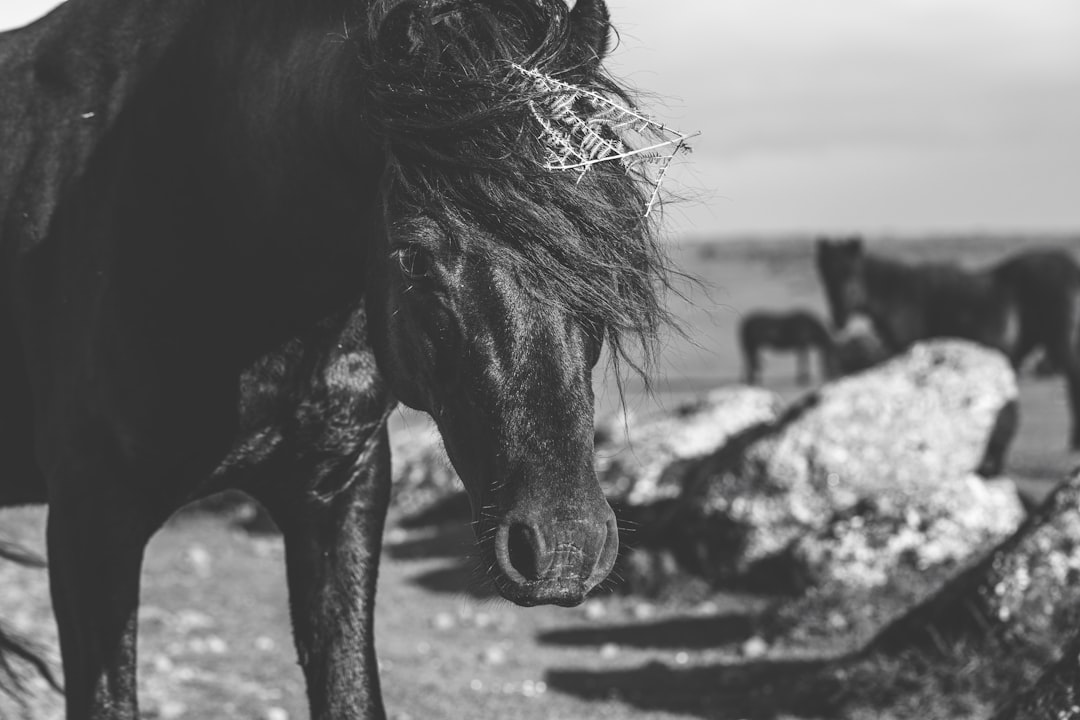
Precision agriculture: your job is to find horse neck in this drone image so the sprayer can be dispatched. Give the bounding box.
[863,255,921,301]
[101,0,382,356]
[861,254,933,346]
[192,1,381,213]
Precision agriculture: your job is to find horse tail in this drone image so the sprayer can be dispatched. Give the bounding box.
[0,541,60,699]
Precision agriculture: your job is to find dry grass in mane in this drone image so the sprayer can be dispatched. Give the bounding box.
[351,0,689,379]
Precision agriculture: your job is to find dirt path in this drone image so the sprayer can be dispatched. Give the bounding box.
[0,508,793,720]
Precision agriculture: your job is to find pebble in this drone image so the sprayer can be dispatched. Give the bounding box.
[583,599,607,620]
[175,609,214,631]
[741,636,769,658]
[481,645,507,665]
[151,654,174,673]
[522,680,547,697]
[385,528,409,545]
[206,635,228,654]
[264,707,288,720]
[158,701,187,720]
[432,612,455,631]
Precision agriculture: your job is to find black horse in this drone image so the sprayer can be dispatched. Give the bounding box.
[0,0,679,717]
[816,237,1080,448]
[738,309,833,385]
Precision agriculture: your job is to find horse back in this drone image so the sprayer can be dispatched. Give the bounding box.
[992,248,1080,346]
[0,0,203,266]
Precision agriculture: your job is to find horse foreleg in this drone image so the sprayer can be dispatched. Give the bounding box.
[258,429,392,720]
[47,485,155,720]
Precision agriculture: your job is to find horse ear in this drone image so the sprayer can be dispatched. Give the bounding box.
[567,0,613,60]
[846,236,864,253]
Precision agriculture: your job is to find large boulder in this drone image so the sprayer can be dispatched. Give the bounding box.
[596,386,782,505]
[677,339,1025,590]
[388,416,460,520]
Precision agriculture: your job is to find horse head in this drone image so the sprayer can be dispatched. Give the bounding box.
[357,0,674,607]
[815,235,869,330]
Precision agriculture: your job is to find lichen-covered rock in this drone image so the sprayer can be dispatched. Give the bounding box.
[387,386,782,523]
[686,339,1025,589]
[596,386,782,506]
[872,470,1080,659]
[388,419,460,518]
[813,470,1080,718]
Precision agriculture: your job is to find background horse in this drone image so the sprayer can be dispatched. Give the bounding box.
[816,236,1080,449]
[738,309,833,385]
[0,0,677,717]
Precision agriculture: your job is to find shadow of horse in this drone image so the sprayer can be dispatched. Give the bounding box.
[546,653,854,719]
[538,612,758,650]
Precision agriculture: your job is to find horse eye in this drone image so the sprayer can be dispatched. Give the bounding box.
[397,246,433,279]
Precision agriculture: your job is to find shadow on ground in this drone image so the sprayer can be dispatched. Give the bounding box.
[385,522,475,561]
[538,612,757,650]
[546,654,853,719]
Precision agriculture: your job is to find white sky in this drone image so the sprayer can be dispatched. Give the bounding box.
[4,0,1079,238]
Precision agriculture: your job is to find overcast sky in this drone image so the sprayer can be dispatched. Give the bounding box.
[4,0,1078,238]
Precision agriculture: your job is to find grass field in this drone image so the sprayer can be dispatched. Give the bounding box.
[2,233,1079,719]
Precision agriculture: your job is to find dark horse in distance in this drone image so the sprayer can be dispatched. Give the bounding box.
[816,237,1080,449]
[738,309,833,386]
[0,0,678,717]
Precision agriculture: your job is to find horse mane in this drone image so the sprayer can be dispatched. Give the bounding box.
[353,0,678,377]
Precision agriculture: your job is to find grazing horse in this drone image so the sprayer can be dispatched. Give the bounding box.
[0,0,681,717]
[738,309,833,385]
[816,236,1080,449]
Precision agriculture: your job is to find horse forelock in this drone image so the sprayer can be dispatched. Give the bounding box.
[355,0,676,376]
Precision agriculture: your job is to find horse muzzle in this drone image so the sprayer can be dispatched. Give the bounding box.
[491,511,619,607]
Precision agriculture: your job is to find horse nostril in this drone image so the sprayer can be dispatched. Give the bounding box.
[507,524,540,581]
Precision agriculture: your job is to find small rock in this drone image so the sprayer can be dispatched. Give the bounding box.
[151,654,174,673]
[158,701,187,720]
[584,599,607,620]
[432,612,455,631]
[741,636,769,658]
[481,645,507,665]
